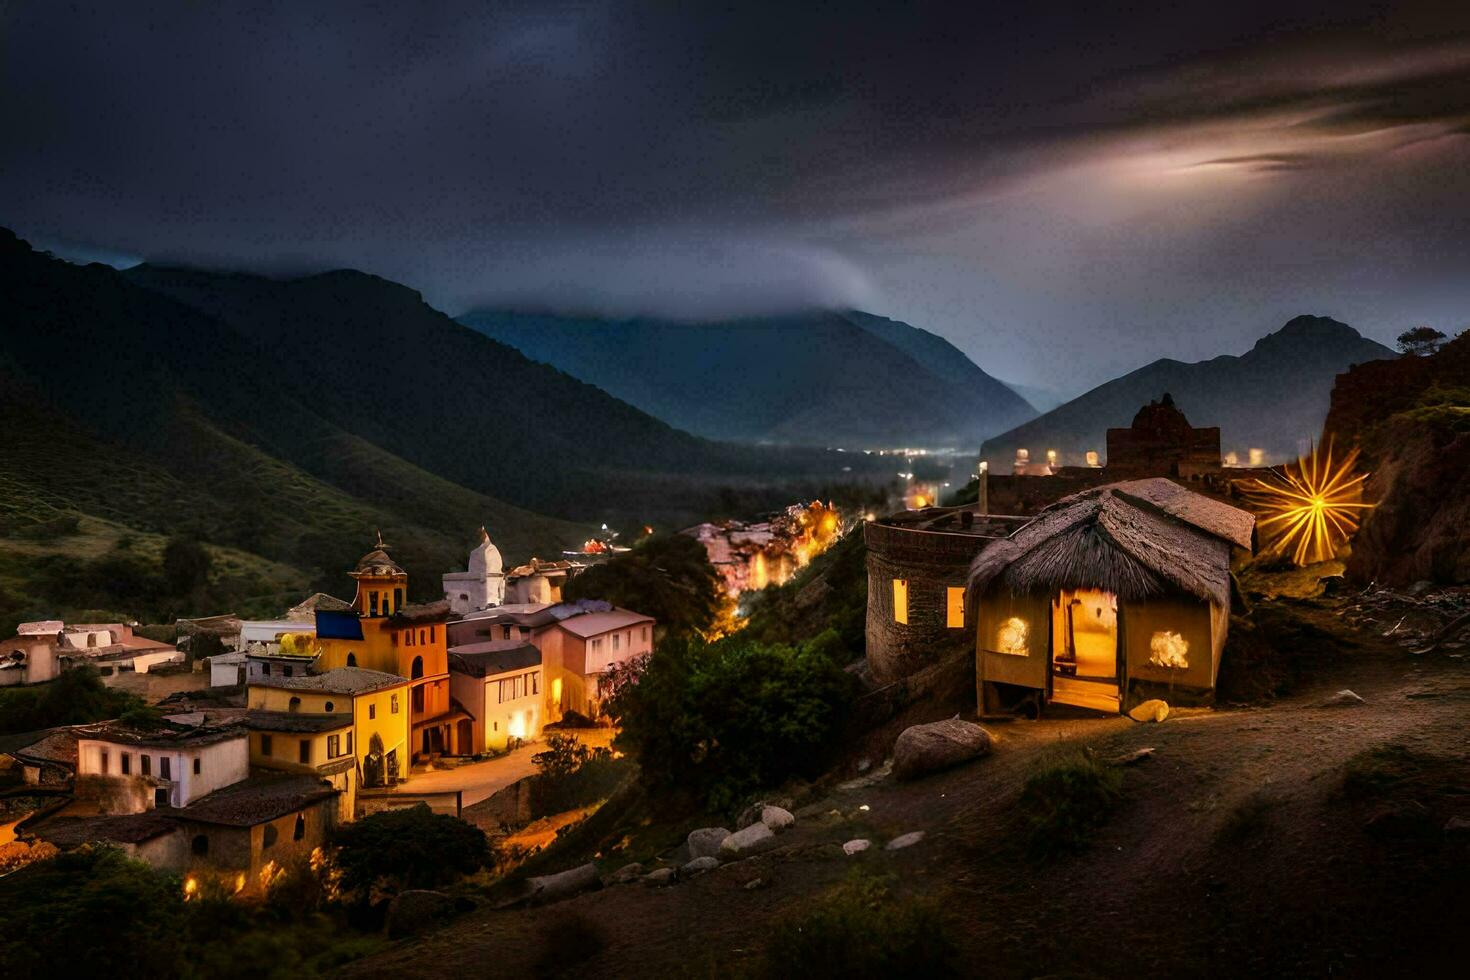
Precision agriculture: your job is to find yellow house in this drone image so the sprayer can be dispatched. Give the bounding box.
[246,666,410,794]
[313,536,463,760]
[245,710,358,821]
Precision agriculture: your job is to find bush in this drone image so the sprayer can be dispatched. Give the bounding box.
[329,804,491,899]
[0,666,147,735]
[563,533,727,640]
[529,733,629,814]
[1018,748,1124,859]
[606,633,856,812]
[757,871,957,979]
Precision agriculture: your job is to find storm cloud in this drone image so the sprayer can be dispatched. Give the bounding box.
[3,1,1469,394]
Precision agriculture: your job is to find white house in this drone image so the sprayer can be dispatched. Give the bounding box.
[443,527,506,615]
[74,723,249,813]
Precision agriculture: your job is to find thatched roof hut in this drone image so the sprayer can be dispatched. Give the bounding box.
[967,479,1254,715]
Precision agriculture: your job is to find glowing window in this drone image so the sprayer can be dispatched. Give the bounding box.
[946,587,965,629]
[1148,631,1190,669]
[893,579,909,625]
[995,617,1029,656]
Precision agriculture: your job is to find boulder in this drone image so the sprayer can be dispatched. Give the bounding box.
[1319,689,1366,707]
[1442,815,1470,836]
[885,831,926,851]
[1128,699,1170,723]
[892,718,992,780]
[842,838,871,855]
[719,821,776,859]
[682,856,720,876]
[607,862,645,885]
[760,805,796,832]
[643,867,677,887]
[686,826,731,860]
[385,890,455,939]
[525,863,602,904]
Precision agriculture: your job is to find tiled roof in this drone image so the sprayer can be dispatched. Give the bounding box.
[554,608,655,638]
[166,773,339,827]
[0,728,78,767]
[74,721,246,750]
[252,666,405,695]
[30,812,178,848]
[387,600,450,626]
[449,642,542,677]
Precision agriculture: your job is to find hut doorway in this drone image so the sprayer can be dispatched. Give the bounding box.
[1050,589,1121,713]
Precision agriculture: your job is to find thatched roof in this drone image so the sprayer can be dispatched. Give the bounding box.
[967,478,1254,608]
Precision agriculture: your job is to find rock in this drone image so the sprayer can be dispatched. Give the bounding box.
[1113,747,1155,766]
[743,876,769,890]
[1128,699,1170,723]
[525,863,602,904]
[607,862,645,885]
[892,718,992,781]
[682,856,720,876]
[842,838,871,855]
[1319,689,1366,707]
[685,826,732,860]
[761,805,796,832]
[642,867,677,886]
[719,821,777,858]
[1407,580,1436,597]
[1444,816,1470,836]
[385,890,455,938]
[1319,574,1347,595]
[885,831,926,851]
[856,757,872,773]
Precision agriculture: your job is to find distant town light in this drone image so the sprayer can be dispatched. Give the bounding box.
[1085,450,1100,467]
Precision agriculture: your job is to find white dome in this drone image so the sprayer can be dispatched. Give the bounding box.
[467,527,503,576]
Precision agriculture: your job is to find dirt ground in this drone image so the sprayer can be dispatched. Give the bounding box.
[341,603,1470,979]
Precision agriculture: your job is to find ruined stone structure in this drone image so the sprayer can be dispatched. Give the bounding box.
[864,509,1027,686]
[1105,393,1221,478]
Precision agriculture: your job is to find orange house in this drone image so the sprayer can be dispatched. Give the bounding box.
[314,535,467,760]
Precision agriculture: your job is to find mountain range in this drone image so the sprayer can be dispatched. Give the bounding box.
[0,229,884,624]
[979,315,1395,470]
[458,308,1036,448]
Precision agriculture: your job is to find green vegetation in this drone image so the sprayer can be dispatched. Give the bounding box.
[739,529,867,660]
[529,733,630,814]
[329,804,492,898]
[0,846,382,980]
[1017,748,1124,859]
[0,667,147,736]
[565,533,729,640]
[756,871,958,979]
[605,631,857,812]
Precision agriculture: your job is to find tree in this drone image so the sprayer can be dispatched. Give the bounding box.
[563,533,727,639]
[0,666,147,735]
[329,804,490,898]
[605,632,857,811]
[162,535,213,596]
[1397,326,1447,356]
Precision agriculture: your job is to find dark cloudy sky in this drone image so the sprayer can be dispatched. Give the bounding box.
[4,2,1469,396]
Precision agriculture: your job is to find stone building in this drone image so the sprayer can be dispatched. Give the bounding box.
[1104,393,1222,478]
[864,508,1028,686]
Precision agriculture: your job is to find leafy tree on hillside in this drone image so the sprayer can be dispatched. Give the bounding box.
[605,632,857,811]
[564,533,727,639]
[0,667,147,735]
[1397,326,1447,356]
[329,804,490,898]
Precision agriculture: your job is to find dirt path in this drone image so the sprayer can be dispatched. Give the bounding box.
[343,610,1470,978]
[392,730,616,809]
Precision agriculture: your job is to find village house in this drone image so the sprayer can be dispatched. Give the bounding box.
[447,641,543,752]
[504,557,582,604]
[312,535,464,759]
[246,666,410,790]
[0,620,181,687]
[73,721,248,812]
[967,478,1255,715]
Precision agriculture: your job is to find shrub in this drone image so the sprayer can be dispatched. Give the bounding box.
[529,733,629,814]
[329,804,491,899]
[563,533,728,640]
[1018,748,1124,859]
[757,872,957,979]
[606,633,857,812]
[0,666,148,735]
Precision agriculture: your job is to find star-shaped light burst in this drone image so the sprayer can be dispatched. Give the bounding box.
[1245,442,1374,566]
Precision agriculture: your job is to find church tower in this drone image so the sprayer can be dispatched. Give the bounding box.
[443,527,505,615]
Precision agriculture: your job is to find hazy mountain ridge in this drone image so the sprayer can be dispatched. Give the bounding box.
[458,308,1036,449]
[979,315,1395,468]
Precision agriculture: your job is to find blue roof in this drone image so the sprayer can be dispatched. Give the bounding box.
[314,610,364,641]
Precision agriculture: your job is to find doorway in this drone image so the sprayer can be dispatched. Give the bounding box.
[1050,589,1121,713]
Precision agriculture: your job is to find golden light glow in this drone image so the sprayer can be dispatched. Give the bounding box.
[1245,442,1373,566]
[183,877,198,896]
[996,617,1029,656]
[1148,630,1190,669]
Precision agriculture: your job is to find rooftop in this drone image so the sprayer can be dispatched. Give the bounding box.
[164,772,339,827]
[448,641,542,677]
[29,812,178,848]
[554,607,655,639]
[252,665,406,695]
[387,599,451,626]
[74,720,246,750]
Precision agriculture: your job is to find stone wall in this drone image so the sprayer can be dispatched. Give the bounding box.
[864,521,988,686]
